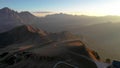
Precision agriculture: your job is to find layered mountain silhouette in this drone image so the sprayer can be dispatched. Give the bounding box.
[35,11,120,60]
[36,13,120,32]
[0,7,111,68]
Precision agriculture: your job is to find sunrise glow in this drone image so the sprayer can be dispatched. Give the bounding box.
[1,0,120,17]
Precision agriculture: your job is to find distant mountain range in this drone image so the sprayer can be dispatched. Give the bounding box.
[0,7,113,68]
[0,7,79,47]
[1,7,120,33]
[33,9,120,60]
[0,7,120,61]
[36,13,120,32]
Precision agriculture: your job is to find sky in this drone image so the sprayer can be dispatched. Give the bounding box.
[0,0,120,17]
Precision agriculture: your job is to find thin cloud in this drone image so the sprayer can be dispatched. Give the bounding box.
[33,11,54,13]
[32,11,56,17]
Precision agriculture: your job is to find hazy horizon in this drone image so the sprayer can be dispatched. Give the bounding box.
[1,0,120,17]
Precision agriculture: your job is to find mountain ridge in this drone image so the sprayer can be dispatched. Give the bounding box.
[0,25,47,47]
[0,7,39,33]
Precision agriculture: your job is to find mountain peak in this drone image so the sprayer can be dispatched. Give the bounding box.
[20,11,36,17]
[20,11,31,14]
[0,7,13,13]
[1,7,10,10]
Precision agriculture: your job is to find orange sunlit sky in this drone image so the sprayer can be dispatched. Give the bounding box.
[0,0,120,17]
